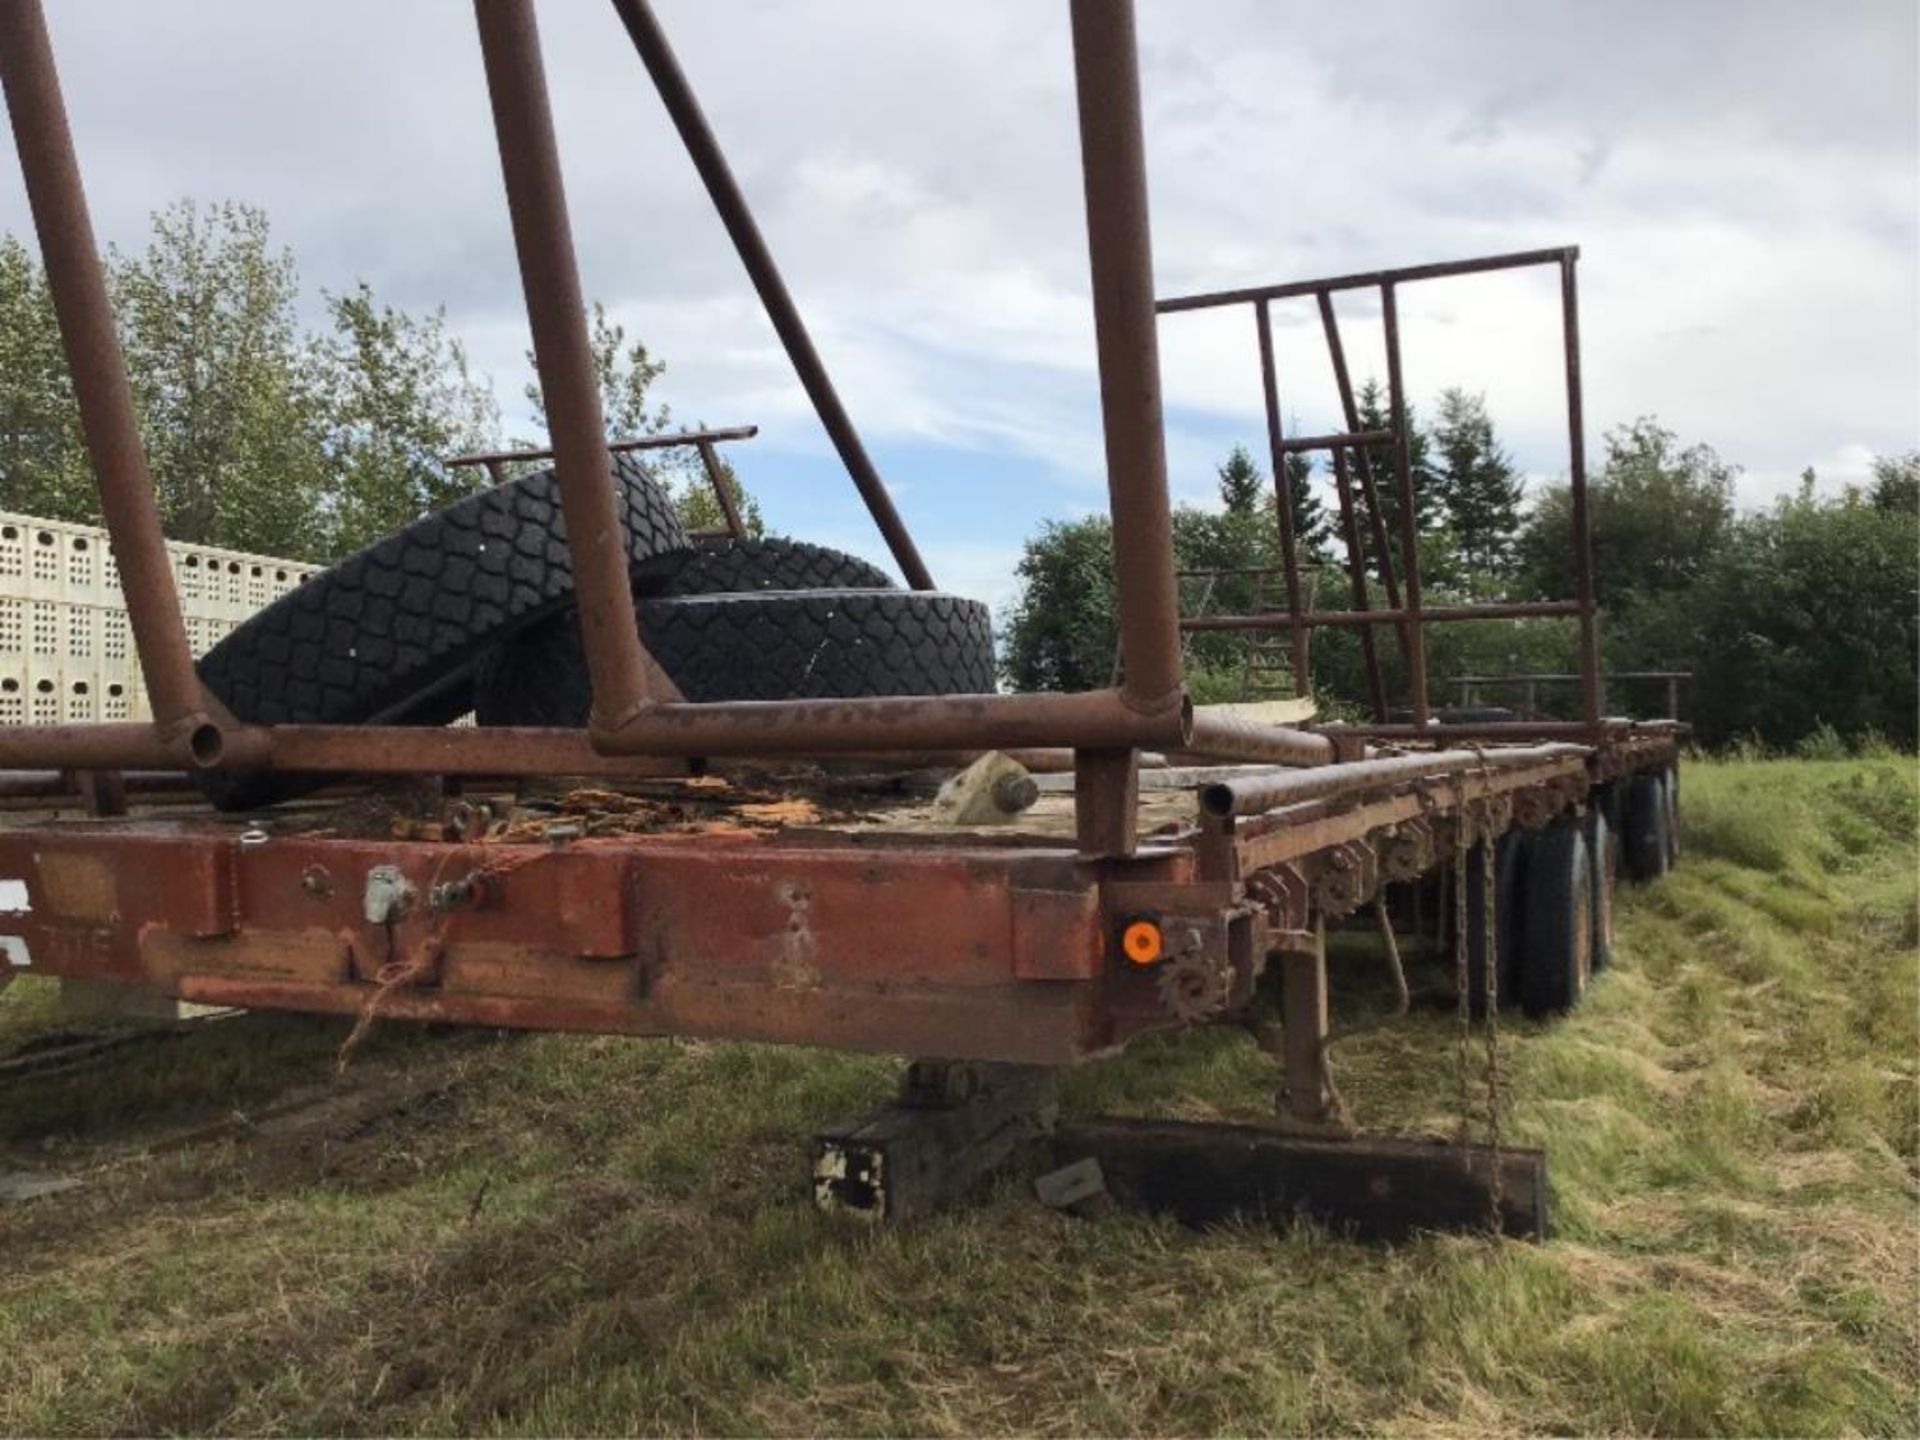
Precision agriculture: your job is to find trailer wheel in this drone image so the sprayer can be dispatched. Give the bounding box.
[196,456,690,810]
[1585,804,1617,971]
[1520,818,1592,1018]
[1463,830,1527,1017]
[1661,766,1681,866]
[475,588,995,725]
[1622,771,1671,883]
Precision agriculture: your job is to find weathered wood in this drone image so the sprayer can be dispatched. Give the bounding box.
[814,1062,1058,1223]
[1053,1117,1548,1242]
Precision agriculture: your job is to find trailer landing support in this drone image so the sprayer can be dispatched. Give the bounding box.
[811,1057,1548,1242]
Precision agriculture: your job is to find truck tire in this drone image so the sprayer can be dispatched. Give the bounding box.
[1520,818,1593,1018]
[659,537,894,596]
[473,538,913,728]
[1622,771,1671,883]
[1463,829,1527,1017]
[475,589,996,726]
[197,457,690,809]
[1661,766,1681,866]
[1585,804,1616,971]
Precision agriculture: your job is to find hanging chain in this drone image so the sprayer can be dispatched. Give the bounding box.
[1451,805,1473,1146]
[1480,821,1505,1232]
[1451,743,1510,1236]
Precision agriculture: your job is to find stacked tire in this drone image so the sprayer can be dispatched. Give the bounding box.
[472,538,994,727]
[190,465,996,810]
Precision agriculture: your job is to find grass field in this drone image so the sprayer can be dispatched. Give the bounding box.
[1,758,1915,1436]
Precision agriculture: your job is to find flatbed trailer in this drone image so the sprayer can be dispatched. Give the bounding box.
[0,0,1684,1237]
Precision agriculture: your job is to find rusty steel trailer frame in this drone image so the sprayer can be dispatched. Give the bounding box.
[0,0,1313,845]
[1158,248,1603,731]
[446,425,762,542]
[0,0,1683,1204]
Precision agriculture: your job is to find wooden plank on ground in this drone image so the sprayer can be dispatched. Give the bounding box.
[1053,1117,1547,1242]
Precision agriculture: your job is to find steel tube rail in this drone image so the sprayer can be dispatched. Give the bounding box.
[476,0,661,727]
[1069,0,1185,713]
[607,0,933,591]
[1157,245,1578,314]
[1380,283,1431,725]
[695,437,747,539]
[1561,254,1603,725]
[1315,720,1642,742]
[0,0,206,737]
[1183,599,1585,632]
[0,769,190,801]
[1317,292,1412,672]
[241,691,1193,768]
[445,425,758,470]
[1276,427,1395,455]
[1328,448,1388,718]
[0,723,218,771]
[1255,300,1311,697]
[1453,670,1691,684]
[1202,743,1588,819]
[1184,711,1334,768]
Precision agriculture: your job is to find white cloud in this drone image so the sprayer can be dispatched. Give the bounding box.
[0,0,1911,608]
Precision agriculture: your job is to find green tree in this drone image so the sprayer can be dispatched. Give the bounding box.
[0,236,90,522]
[524,302,764,537]
[1348,377,1437,574]
[109,200,329,557]
[1000,514,1117,692]
[1517,417,1736,608]
[1215,441,1326,559]
[1431,387,1523,574]
[1869,451,1918,514]
[312,281,500,552]
[1680,482,1918,747]
[524,300,668,442]
[674,446,765,538]
[1216,443,1262,515]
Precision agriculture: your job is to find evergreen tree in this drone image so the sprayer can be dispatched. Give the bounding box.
[1216,443,1262,515]
[1348,377,1436,574]
[1282,447,1330,560]
[1431,387,1523,574]
[1215,441,1328,558]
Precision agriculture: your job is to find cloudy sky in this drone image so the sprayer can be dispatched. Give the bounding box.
[2,1,1914,607]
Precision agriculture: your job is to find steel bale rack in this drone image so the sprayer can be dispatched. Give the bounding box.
[0,0,1680,1240]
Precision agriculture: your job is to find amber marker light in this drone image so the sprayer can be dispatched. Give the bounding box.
[1120,917,1163,966]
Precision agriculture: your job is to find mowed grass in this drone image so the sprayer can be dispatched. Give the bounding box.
[0,758,1914,1436]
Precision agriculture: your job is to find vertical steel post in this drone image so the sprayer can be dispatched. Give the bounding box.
[1255,301,1311,698]
[1068,0,1183,714]
[1560,255,1602,726]
[1328,447,1389,719]
[1317,291,1412,675]
[475,0,654,727]
[695,438,747,540]
[0,0,206,736]
[607,0,934,591]
[1380,283,1430,725]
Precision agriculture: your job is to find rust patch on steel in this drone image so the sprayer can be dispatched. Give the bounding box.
[1010,885,1102,981]
[34,850,116,923]
[145,930,350,988]
[442,942,641,1007]
[772,879,821,989]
